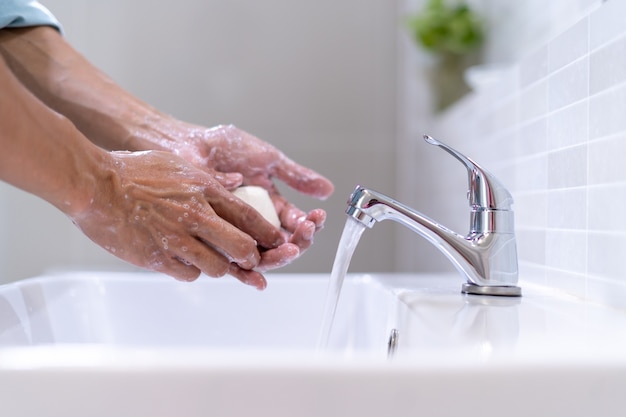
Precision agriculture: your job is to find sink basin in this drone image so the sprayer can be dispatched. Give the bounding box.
[0,271,394,353]
[1,271,626,417]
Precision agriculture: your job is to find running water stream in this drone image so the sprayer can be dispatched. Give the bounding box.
[317,217,367,350]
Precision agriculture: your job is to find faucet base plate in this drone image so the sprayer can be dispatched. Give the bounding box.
[462,283,522,297]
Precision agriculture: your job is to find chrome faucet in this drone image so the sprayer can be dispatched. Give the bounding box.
[346,135,521,297]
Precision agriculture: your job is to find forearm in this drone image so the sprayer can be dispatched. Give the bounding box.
[0,54,105,216]
[0,26,185,152]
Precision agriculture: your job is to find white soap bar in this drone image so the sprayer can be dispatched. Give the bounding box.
[233,186,281,228]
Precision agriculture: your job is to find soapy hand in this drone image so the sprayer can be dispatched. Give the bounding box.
[70,150,286,289]
[0,27,333,283]
[173,124,334,272]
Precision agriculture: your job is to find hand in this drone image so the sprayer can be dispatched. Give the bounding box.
[175,124,334,271]
[0,27,333,279]
[70,150,285,289]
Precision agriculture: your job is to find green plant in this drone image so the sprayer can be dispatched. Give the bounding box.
[407,0,484,55]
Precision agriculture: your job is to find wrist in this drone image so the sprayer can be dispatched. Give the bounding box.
[39,117,111,218]
[53,131,109,218]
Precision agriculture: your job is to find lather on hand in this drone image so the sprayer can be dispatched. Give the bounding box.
[0,25,334,289]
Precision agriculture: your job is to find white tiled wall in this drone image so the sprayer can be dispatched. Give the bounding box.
[400,0,626,309]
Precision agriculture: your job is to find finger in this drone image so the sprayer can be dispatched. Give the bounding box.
[151,256,202,282]
[305,208,327,230]
[256,243,300,272]
[209,191,285,249]
[168,235,232,278]
[288,220,316,252]
[227,264,268,290]
[144,230,207,281]
[182,200,261,269]
[273,156,334,200]
[271,192,307,233]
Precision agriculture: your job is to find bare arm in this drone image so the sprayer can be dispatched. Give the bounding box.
[0,26,335,268]
[0,26,176,152]
[0,52,102,215]
[0,54,286,289]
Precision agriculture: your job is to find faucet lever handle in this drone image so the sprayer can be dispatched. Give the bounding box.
[423,135,513,210]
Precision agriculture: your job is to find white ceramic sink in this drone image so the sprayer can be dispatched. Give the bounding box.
[1,271,626,417]
[0,271,394,353]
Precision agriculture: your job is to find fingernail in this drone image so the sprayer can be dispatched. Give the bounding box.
[247,251,261,269]
[273,235,286,248]
[255,279,267,291]
[302,221,315,239]
[248,274,267,291]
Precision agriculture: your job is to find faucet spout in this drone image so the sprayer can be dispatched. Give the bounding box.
[345,135,521,296]
[347,186,520,296]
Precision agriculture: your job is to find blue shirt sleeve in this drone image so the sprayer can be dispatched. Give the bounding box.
[0,0,61,32]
